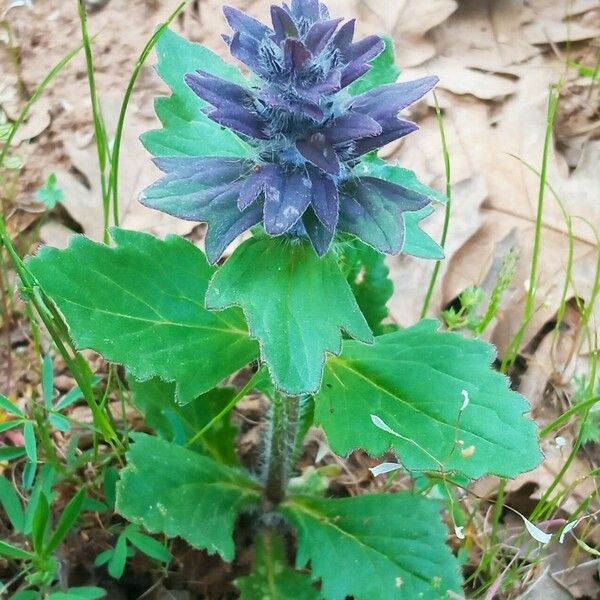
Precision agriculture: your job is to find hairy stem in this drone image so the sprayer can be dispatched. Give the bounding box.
[263,394,300,505]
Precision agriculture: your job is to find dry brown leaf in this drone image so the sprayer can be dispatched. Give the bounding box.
[431,0,540,71]
[11,99,51,145]
[405,57,518,100]
[324,0,457,67]
[40,94,196,247]
[523,19,600,45]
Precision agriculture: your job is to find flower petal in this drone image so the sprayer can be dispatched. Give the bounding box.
[338,177,429,254]
[229,32,272,77]
[341,35,385,86]
[284,39,313,72]
[223,5,272,40]
[309,169,339,231]
[332,19,355,50]
[303,206,335,256]
[271,5,299,42]
[304,18,343,54]
[238,163,279,210]
[264,168,312,235]
[297,134,341,175]
[325,112,382,145]
[348,35,386,64]
[185,71,250,109]
[351,76,439,122]
[351,120,418,157]
[140,157,259,263]
[289,0,321,23]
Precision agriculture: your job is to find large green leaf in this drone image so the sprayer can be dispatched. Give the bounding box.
[142,27,253,158]
[27,229,258,404]
[129,376,239,465]
[348,35,400,96]
[315,320,541,479]
[342,241,394,335]
[116,434,261,561]
[206,236,373,395]
[279,493,462,600]
[236,532,320,600]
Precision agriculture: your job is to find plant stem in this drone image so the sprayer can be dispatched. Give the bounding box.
[263,394,300,505]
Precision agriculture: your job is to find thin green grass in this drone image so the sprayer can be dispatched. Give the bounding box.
[420,91,452,319]
[109,2,186,226]
[501,83,562,371]
[77,0,112,243]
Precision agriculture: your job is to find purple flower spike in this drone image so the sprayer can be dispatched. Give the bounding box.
[142,1,438,260]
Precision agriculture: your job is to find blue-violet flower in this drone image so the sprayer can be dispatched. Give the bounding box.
[141,0,438,262]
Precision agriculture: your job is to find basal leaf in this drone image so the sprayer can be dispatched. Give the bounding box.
[236,532,320,600]
[315,320,541,479]
[348,35,400,96]
[129,375,239,465]
[27,229,259,404]
[279,493,462,600]
[116,434,261,561]
[206,236,373,395]
[342,240,394,335]
[142,27,254,158]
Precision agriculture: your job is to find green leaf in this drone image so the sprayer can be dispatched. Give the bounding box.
[0,392,25,417]
[108,533,128,579]
[23,466,55,535]
[342,241,393,335]
[314,320,542,479]
[49,412,71,433]
[103,467,118,509]
[125,526,171,563]
[0,540,34,560]
[36,173,64,210]
[46,488,85,554]
[348,35,400,96]
[278,493,462,600]
[55,376,101,412]
[31,492,50,555]
[142,28,253,159]
[94,549,113,567]
[0,475,25,532]
[206,236,373,395]
[236,532,320,600]
[22,461,37,490]
[116,434,261,561]
[23,421,37,464]
[42,354,54,409]
[403,207,444,260]
[0,420,23,434]
[129,375,239,465]
[0,446,26,461]
[27,228,258,405]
